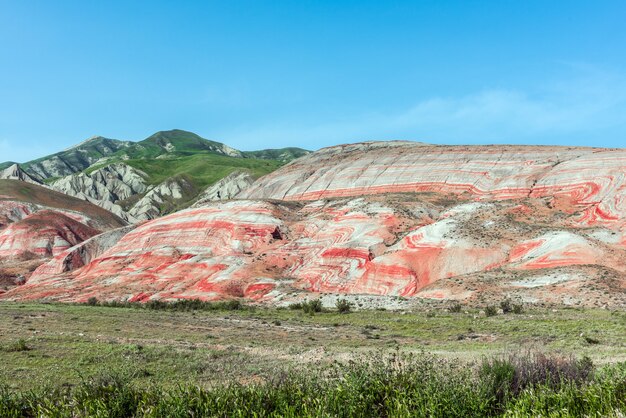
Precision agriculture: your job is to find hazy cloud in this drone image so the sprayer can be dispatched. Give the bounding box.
[226,67,626,150]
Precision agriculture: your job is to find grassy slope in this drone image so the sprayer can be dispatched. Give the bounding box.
[0,303,624,390]
[123,154,281,188]
[0,180,126,229]
[135,129,236,156]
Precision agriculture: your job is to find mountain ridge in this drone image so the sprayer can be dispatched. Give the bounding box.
[1,129,311,180]
[0,130,311,222]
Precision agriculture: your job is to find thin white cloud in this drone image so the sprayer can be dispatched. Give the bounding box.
[226,67,626,150]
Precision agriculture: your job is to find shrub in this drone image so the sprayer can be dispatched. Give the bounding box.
[336,299,352,314]
[485,306,498,317]
[302,299,323,314]
[86,297,99,306]
[480,357,515,408]
[500,299,513,314]
[449,302,462,313]
[288,302,303,310]
[94,298,246,311]
[480,351,595,409]
[512,303,524,314]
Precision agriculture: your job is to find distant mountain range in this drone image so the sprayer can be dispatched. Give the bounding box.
[0,129,310,222]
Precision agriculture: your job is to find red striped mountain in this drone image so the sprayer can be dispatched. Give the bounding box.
[0,180,126,293]
[3,141,625,307]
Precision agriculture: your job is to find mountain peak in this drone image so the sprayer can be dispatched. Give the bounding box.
[62,135,114,152]
[141,130,243,158]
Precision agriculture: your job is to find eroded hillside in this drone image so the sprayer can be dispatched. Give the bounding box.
[1,141,625,307]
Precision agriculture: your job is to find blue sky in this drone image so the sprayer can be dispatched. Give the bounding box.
[1,1,625,162]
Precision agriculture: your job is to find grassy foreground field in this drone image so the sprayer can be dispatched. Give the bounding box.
[0,302,624,416]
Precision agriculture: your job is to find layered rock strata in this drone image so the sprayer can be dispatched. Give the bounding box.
[2,142,626,307]
[5,195,625,307]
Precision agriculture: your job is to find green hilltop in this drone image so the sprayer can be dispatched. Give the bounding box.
[3,129,309,189]
[0,130,310,218]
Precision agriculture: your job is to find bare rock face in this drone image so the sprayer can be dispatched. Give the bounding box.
[128,177,193,222]
[24,136,132,179]
[192,171,255,207]
[241,142,621,207]
[51,163,148,223]
[0,164,42,184]
[2,142,626,307]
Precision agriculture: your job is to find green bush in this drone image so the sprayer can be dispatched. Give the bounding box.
[512,303,524,314]
[485,306,498,317]
[500,299,513,314]
[584,335,600,345]
[86,298,246,312]
[86,296,99,306]
[302,299,323,314]
[336,298,353,313]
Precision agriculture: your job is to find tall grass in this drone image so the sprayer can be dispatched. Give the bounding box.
[1,351,624,417]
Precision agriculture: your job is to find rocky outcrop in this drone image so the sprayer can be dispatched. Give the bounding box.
[0,180,126,231]
[192,171,254,207]
[24,136,131,179]
[128,177,193,222]
[0,179,127,291]
[51,163,148,223]
[242,141,626,236]
[0,164,42,184]
[51,163,148,202]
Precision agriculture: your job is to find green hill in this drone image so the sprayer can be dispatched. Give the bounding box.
[2,129,307,181]
[0,130,310,220]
